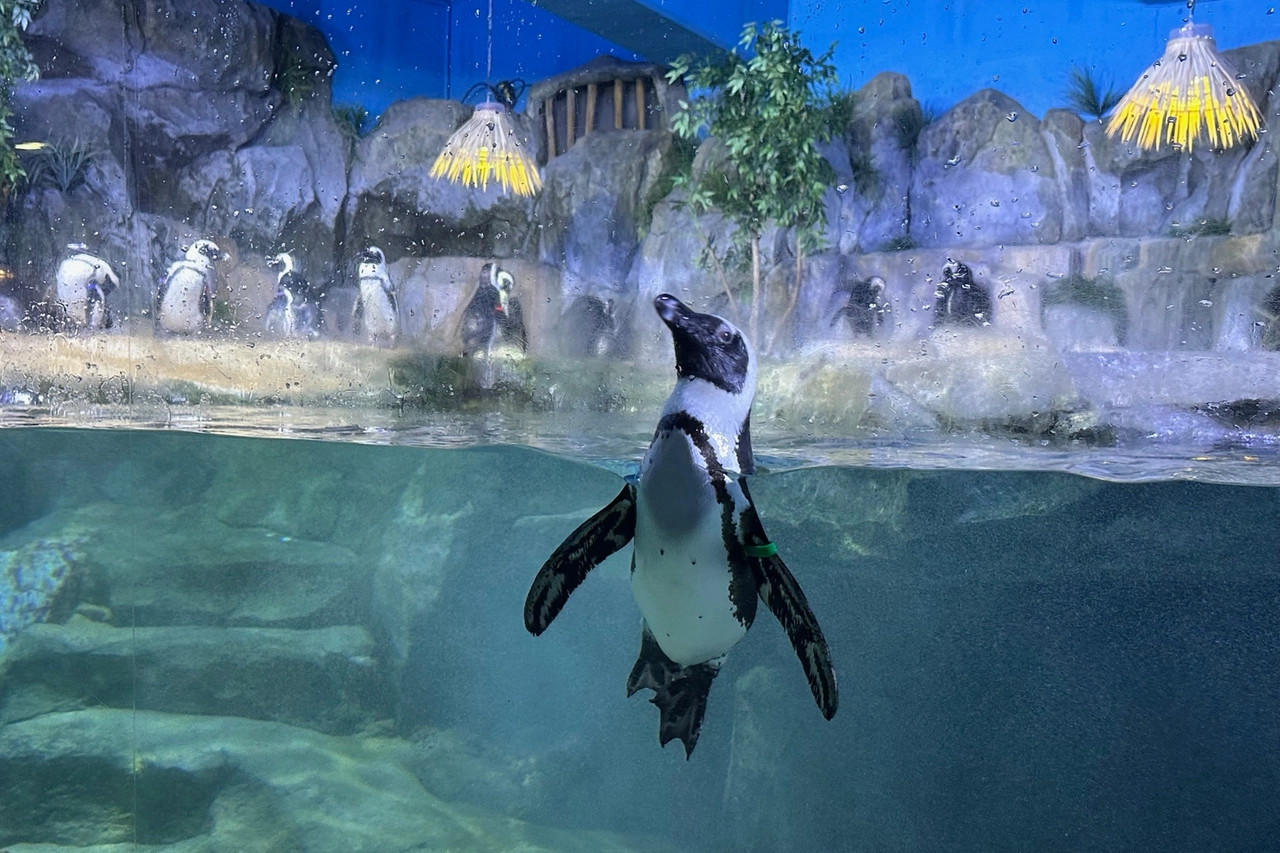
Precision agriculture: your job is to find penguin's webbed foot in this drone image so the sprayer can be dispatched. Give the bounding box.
[626,626,721,759]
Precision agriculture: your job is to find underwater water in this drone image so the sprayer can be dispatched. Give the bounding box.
[1,426,1277,852]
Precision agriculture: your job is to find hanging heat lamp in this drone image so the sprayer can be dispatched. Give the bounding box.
[1106,0,1263,153]
[430,0,542,196]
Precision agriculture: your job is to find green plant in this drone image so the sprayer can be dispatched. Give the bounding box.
[274,45,317,108]
[0,1,43,198]
[25,137,94,192]
[667,21,838,352]
[1169,217,1232,238]
[824,87,857,138]
[1064,65,1120,121]
[1041,274,1129,345]
[333,103,370,140]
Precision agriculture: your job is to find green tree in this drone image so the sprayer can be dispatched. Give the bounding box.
[667,22,838,351]
[0,0,42,199]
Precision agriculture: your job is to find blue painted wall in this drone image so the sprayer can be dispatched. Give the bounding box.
[788,0,1280,118]
[258,0,642,116]
[260,0,1280,121]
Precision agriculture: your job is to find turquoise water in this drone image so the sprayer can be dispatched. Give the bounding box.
[1,427,1277,851]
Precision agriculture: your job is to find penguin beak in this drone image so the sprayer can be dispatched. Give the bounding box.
[654,293,692,330]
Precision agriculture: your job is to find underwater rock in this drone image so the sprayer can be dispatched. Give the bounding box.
[7,503,365,630]
[911,89,1063,247]
[345,98,539,262]
[0,538,81,659]
[0,621,385,734]
[722,666,796,852]
[0,709,670,853]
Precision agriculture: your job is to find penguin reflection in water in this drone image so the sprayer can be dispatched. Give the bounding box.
[525,295,838,757]
[56,244,121,331]
[353,247,398,346]
[156,240,225,334]
[831,275,887,338]
[264,252,319,339]
[461,262,527,357]
[933,261,991,327]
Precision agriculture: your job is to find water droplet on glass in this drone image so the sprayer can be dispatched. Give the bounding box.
[1052,37,1058,44]
[1006,111,1018,122]
[1199,300,1213,308]
[989,200,1000,207]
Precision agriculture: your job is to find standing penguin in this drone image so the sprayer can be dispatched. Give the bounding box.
[264,252,319,339]
[157,240,224,334]
[353,246,398,346]
[525,294,838,757]
[560,294,619,358]
[832,275,887,337]
[461,262,525,357]
[56,244,121,331]
[933,261,991,327]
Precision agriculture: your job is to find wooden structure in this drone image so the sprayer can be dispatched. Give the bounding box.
[526,58,687,165]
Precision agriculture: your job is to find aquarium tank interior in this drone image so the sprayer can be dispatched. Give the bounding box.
[1,0,1279,850]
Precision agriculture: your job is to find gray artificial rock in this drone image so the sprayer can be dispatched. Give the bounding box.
[911,89,1063,247]
[0,620,385,734]
[344,98,538,266]
[536,128,673,288]
[826,72,918,254]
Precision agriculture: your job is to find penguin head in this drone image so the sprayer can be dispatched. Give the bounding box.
[492,269,515,314]
[654,294,753,396]
[359,247,386,266]
[187,240,224,263]
[868,276,886,297]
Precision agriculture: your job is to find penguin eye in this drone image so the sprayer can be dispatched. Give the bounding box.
[717,328,735,345]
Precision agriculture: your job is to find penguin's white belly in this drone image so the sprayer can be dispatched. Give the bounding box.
[160,274,206,333]
[56,260,94,326]
[632,431,747,668]
[359,280,395,337]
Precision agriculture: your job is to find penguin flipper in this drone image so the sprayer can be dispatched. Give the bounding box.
[738,481,839,721]
[524,482,636,635]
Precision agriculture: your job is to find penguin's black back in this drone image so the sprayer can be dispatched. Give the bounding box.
[561,295,618,357]
[461,281,500,355]
[836,279,884,336]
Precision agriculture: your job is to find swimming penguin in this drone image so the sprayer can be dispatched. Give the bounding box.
[157,239,224,334]
[55,244,121,332]
[525,294,838,757]
[933,261,991,327]
[264,252,319,339]
[461,262,526,357]
[560,294,619,358]
[353,246,398,346]
[832,275,887,337]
